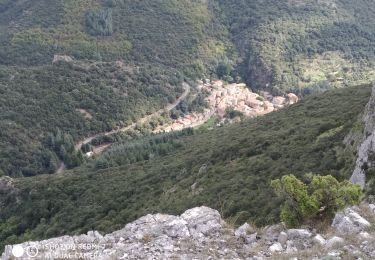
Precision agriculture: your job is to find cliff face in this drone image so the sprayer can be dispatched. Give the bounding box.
[350,83,375,188]
[3,205,375,260]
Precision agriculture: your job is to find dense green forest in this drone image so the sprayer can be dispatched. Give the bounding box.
[0,62,184,177]
[1,0,375,176]
[0,0,233,177]
[0,0,233,70]
[0,84,371,250]
[217,0,375,93]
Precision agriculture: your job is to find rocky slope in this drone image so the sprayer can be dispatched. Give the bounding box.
[350,83,375,188]
[3,204,375,259]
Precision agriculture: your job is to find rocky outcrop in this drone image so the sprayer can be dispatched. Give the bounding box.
[52,55,73,64]
[332,207,371,234]
[350,83,375,188]
[3,204,375,259]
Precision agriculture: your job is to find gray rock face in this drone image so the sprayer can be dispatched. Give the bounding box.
[350,83,375,188]
[278,231,288,245]
[2,205,375,259]
[235,223,258,244]
[313,234,326,246]
[369,203,375,213]
[52,55,73,64]
[0,207,236,260]
[332,208,371,234]
[235,223,250,238]
[180,206,223,238]
[325,236,345,249]
[359,231,373,240]
[287,229,312,239]
[262,223,285,241]
[269,242,283,252]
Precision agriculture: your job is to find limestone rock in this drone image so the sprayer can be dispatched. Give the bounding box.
[285,240,298,253]
[2,205,374,259]
[359,231,373,240]
[287,229,312,239]
[262,223,285,241]
[244,233,258,244]
[52,55,73,64]
[180,206,223,238]
[369,204,375,214]
[350,83,375,188]
[278,232,288,245]
[313,234,326,246]
[325,236,345,249]
[332,208,370,234]
[269,242,283,252]
[235,223,250,237]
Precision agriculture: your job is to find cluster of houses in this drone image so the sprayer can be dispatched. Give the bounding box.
[157,80,299,132]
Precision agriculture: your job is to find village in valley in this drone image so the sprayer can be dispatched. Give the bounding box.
[155,79,299,133]
[84,79,300,157]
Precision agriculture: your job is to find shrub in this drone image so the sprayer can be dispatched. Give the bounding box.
[85,9,113,36]
[225,109,243,119]
[271,174,362,226]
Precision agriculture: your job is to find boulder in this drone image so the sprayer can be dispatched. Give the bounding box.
[86,230,103,241]
[244,233,258,244]
[112,213,190,240]
[262,223,285,241]
[313,234,326,246]
[369,204,375,214]
[285,240,298,253]
[332,208,370,234]
[181,206,223,238]
[287,229,312,239]
[278,232,288,245]
[269,242,283,252]
[358,231,373,240]
[235,223,251,238]
[52,55,73,64]
[325,236,345,249]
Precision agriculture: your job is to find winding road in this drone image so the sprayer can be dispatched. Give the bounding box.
[56,83,191,174]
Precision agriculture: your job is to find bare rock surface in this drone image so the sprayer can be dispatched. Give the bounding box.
[350,83,375,188]
[332,207,370,234]
[2,205,375,259]
[52,55,73,64]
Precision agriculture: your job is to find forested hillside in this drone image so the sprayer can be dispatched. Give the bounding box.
[1,0,375,177]
[0,0,233,177]
[218,0,375,93]
[0,84,371,250]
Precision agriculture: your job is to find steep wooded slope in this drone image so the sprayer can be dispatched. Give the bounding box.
[0,0,233,177]
[0,84,371,249]
[218,0,375,93]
